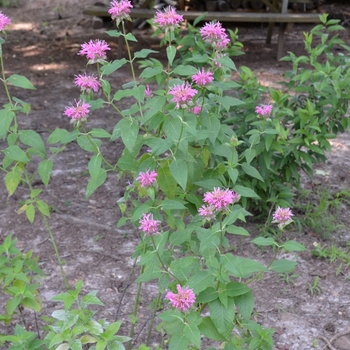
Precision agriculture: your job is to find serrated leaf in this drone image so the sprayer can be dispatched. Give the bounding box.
[0,109,15,139]
[198,316,226,341]
[81,293,104,307]
[226,282,251,297]
[8,74,36,90]
[184,323,201,348]
[217,96,243,112]
[88,155,102,179]
[209,297,235,340]
[235,291,254,320]
[234,185,260,199]
[168,333,189,350]
[125,32,137,42]
[38,159,53,186]
[118,118,139,152]
[187,270,215,294]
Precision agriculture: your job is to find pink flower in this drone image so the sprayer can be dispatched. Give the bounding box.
[192,105,202,115]
[136,169,157,187]
[0,11,11,31]
[200,21,230,51]
[203,187,239,210]
[145,85,153,98]
[154,6,183,32]
[255,104,273,118]
[272,207,293,224]
[166,285,195,312]
[192,68,214,86]
[169,82,197,109]
[108,0,133,24]
[64,100,90,123]
[78,39,111,64]
[138,213,161,236]
[74,73,101,93]
[198,205,216,220]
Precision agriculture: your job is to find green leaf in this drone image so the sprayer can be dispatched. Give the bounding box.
[173,65,198,76]
[125,32,137,42]
[226,282,251,297]
[251,237,276,246]
[26,204,35,223]
[166,45,177,66]
[117,119,139,152]
[0,109,15,140]
[77,135,101,153]
[3,145,29,163]
[134,49,158,58]
[47,128,68,144]
[4,165,22,196]
[90,128,111,138]
[209,297,235,340]
[235,291,254,320]
[19,130,46,158]
[143,96,166,122]
[88,155,102,179]
[241,162,264,182]
[162,199,187,210]
[81,293,104,308]
[217,55,237,71]
[168,334,189,350]
[136,266,161,282]
[222,253,267,278]
[170,159,187,191]
[196,287,218,303]
[187,270,215,294]
[157,165,177,199]
[38,159,53,186]
[269,259,297,273]
[36,199,50,217]
[198,316,226,341]
[21,297,42,312]
[8,74,36,90]
[6,295,21,315]
[282,241,305,252]
[234,185,260,199]
[184,323,201,348]
[217,96,243,112]
[86,168,107,199]
[100,58,127,76]
[225,225,250,236]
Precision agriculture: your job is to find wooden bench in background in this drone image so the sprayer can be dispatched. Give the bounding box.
[83,0,322,60]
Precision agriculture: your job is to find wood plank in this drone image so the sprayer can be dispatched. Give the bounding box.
[83,6,321,23]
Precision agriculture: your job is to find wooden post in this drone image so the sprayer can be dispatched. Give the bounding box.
[277,0,288,60]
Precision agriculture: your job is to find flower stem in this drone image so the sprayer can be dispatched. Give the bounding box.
[42,214,69,289]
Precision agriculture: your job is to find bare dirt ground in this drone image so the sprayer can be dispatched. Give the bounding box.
[1,0,350,349]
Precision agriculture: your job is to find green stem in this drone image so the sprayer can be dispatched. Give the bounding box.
[174,110,185,156]
[0,54,13,107]
[127,241,147,350]
[42,214,69,289]
[80,124,116,169]
[122,21,144,119]
[146,291,162,346]
[150,236,180,282]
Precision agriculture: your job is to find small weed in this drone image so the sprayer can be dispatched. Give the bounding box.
[311,242,350,270]
[94,235,104,242]
[277,272,299,285]
[294,188,345,238]
[308,276,322,296]
[312,338,318,348]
